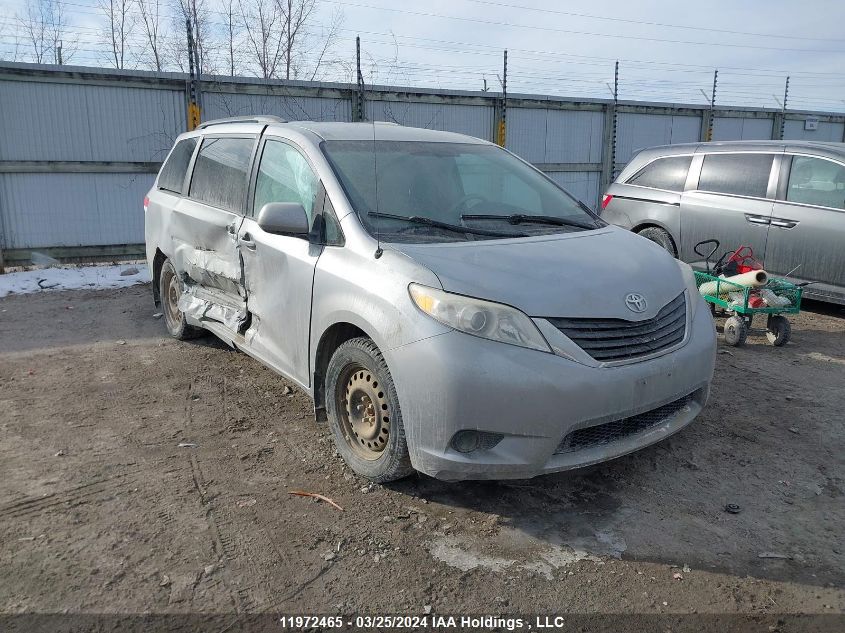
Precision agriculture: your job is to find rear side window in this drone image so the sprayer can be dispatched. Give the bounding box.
[786,155,845,209]
[189,137,255,213]
[626,155,692,191]
[698,153,774,198]
[158,137,197,194]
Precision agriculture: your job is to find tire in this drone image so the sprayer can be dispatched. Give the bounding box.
[766,315,792,346]
[637,227,677,258]
[159,258,204,340]
[325,337,414,483]
[724,315,748,347]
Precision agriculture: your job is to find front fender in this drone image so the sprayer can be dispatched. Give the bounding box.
[310,246,449,371]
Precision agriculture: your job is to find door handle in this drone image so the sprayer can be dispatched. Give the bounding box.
[770,218,798,229]
[745,214,771,225]
[239,233,256,249]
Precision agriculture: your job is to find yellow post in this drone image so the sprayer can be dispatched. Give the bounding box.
[187,102,201,131]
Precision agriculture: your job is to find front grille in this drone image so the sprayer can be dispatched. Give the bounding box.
[555,392,696,455]
[547,293,686,362]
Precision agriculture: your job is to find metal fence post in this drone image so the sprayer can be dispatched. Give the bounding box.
[700,70,717,142]
[599,103,615,206]
[780,76,790,140]
[186,19,201,130]
[352,36,366,122]
[496,50,507,147]
[599,61,619,206]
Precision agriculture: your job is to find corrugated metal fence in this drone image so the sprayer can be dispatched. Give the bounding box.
[1,61,844,265]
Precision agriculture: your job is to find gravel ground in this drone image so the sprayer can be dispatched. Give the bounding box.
[0,285,843,631]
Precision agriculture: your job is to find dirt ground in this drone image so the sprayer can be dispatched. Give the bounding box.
[1,284,844,630]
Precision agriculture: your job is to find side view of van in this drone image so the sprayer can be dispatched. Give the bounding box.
[601,140,845,305]
[145,116,716,482]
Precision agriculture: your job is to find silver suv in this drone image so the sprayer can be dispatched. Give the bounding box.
[145,116,716,482]
[602,140,845,305]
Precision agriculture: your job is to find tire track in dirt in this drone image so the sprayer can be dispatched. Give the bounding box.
[0,464,182,520]
[181,373,303,614]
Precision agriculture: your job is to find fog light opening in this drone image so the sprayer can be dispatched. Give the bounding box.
[450,430,504,454]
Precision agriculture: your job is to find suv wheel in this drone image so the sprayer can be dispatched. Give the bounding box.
[325,338,414,482]
[637,227,677,258]
[159,258,203,340]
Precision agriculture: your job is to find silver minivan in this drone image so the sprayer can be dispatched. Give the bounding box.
[602,140,845,305]
[145,116,716,482]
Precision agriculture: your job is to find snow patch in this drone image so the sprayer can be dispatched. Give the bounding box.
[428,526,617,580]
[0,264,150,298]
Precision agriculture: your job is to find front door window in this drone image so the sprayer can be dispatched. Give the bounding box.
[253,140,319,222]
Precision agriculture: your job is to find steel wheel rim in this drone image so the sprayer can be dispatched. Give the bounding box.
[336,363,390,461]
[162,266,182,331]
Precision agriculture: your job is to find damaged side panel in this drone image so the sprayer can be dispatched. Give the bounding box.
[178,284,248,332]
[168,197,249,332]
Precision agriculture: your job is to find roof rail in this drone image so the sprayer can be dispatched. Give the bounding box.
[197,115,286,129]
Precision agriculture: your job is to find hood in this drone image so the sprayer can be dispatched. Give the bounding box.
[389,226,685,319]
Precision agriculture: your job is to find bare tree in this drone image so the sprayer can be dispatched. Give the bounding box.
[45,0,76,63]
[136,0,165,71]
[237,0,285,79]
[98,0,135,69]
[222,0,240,76]
[236,0,343,80]
[18,0,76,64]
[307,6,343,81]
[279,0,316,80]
[19,3,50,64]
[0,22,24,62]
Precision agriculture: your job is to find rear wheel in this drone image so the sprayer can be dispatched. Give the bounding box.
[766,315,791,346]
[724,315,748,347]
[326,338,413,482]
[637,226,677,258]
[159,259,203,340]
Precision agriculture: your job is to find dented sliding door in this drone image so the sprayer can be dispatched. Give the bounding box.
[169,135,258,331]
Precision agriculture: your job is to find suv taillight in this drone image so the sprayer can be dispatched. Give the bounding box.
[143,195,149,212]
[601,194,613,210]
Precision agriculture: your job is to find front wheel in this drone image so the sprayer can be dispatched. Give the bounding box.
[724,315,748,347]
[325,338,413,482]
[766,315,791,346]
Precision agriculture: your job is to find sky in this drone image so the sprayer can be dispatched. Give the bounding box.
[2,0,845,112]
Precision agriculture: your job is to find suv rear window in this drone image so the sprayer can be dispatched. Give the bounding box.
[158,137,197,194]
[698,153,774,199]
[786,155,845,209]
[189,137,255,213]
[627,155,692,191]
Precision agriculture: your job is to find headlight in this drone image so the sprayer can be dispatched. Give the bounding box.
[409,283,552,352]
[677,261,702,318]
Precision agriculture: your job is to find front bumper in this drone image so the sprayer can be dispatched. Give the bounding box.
[385,302,716,481]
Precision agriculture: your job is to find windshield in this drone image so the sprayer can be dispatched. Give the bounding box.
[321,140,603,243]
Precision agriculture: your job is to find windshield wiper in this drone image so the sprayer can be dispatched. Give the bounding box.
[462,213,597,230]
[368,212,526,238]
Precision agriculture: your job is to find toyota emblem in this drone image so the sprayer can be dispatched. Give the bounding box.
[625,293,648,313]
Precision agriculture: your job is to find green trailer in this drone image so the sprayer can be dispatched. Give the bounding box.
[691,240,804,347]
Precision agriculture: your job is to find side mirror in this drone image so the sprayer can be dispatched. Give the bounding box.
[256,202,310,236]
